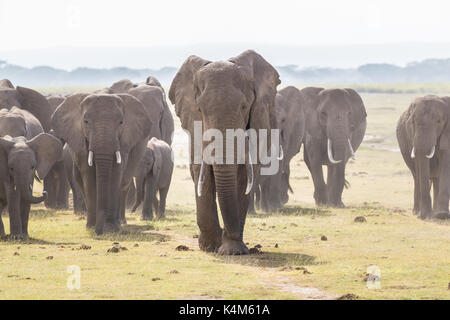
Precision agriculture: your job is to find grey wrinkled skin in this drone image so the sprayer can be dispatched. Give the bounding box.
[302,87,367,207]
[107,77,174,145]
[132,138,174,220]
[51,93,151,235]
[397,95,450,220]
[0,79,53,132]
[63,144,87,214]
[249,86,306,212]
[169,50,280,255]
[44,95,71,210]
[0,107,63,238]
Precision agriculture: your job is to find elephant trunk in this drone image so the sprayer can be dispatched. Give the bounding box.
[17,179,47,204]
[94,154,113,234]
[328,137,347,164]
[212,164,241,240]
[417,155,432,218]
[132,176,145,213]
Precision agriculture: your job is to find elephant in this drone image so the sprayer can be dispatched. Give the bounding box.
[44,95,71,210]
[169,50,280,255]
[131,137,174,220]
[107,77,174,145]
[0,107,63,238]
[249,86,306,212]
[397,95,450,219]
[63,144,87,214]
[0,80,53,132]
[51,93,152,234]
[301,87,367,207]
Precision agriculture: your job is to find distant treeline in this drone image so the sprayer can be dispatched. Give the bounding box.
[1,58,450,87]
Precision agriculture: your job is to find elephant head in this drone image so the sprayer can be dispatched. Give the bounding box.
[0,134,62,203]
[0,107,28,137]
[170,50,280,250]
[406,96,450,160]
[303,87,367,164]
[0,80,53,132]
[51,93,152,233]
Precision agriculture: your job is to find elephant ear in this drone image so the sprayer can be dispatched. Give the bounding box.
[117,94,152,154]
[169,55,211,135]
[27,133,63,179]
[229,50,280,132]
[439,96,450,150]
[299,87,324,138]
[146,76,162,88]
[0,136,15,179]
[16,86,53,132]
[344,88,367,127]
[0,79,14,88]
[51,93,88,153]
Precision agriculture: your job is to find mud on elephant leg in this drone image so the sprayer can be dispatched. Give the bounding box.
[191,164,222,253]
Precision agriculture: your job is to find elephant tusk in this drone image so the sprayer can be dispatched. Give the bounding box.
[116,151,122,164]
[88,151,93,166]
[245,153,254,195]
[197,161,206,197]
[426,145,435,159]
[277,145,284,160]
[327,139,342,164]
[411,147,416,159]
[348,139,356,160]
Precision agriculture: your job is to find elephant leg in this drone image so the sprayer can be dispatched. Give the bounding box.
[118,183,129,225]
[58,167,70,209]
[434,152,450,219]
[142,177,157,220]
[247,189,256,214]
[260,182,271,212]
[0,201,5,237]
[432,178,439,211]
[20,201,30,237]
[7,188,22,238]
[305,146,327,205]
[327,163,346,207]
[191,164,222,252]
[153,195,159,216]
[77,164,97,228]
[413,171,420,215]
[157,187,169,219]
[126,182,137,210]
[43,174,56,209]
[417,158,432,219]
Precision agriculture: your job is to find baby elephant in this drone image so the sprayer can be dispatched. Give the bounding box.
[132,138,173,220]
[0,134,63,238]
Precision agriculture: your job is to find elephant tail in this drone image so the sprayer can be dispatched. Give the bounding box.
[344,179,351,189]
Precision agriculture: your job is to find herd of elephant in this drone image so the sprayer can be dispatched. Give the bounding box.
[0,50,448,255]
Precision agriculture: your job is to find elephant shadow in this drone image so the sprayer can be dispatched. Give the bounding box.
[217,251,321,268]
[91,224,171,243]
[250,205,332,218]
[0,236,78,246]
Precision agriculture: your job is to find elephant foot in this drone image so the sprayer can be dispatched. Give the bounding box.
[120,218,127,225]
[198,231,222,253]
[217,239,249,256]
[156,214,166,220]
[328,201,345,208]
[9,233,25,241]
[432,211,449,220]
[141,215,153,221]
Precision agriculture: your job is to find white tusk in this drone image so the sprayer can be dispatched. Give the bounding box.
[426,145,435,159]
[197,161,206,197]
[245,153,254,195]
[88,151,93,166]
[277,145,284,160]
[116,151,122,164]
[327,139,342,164]
[411,147,416,159]
[348,139,356,160]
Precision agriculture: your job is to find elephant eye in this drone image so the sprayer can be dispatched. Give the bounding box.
[84,119,88,124]
[119,120,123,125]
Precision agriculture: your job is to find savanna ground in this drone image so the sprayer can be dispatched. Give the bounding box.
[0,84,449,300]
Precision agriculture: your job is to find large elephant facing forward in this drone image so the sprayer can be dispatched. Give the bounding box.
[51,93,151,234]
[302,87,367,207]
[397,95,450,219]
[169,50,280,255]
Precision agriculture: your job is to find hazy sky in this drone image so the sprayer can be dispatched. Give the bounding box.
[1,0,450,50]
